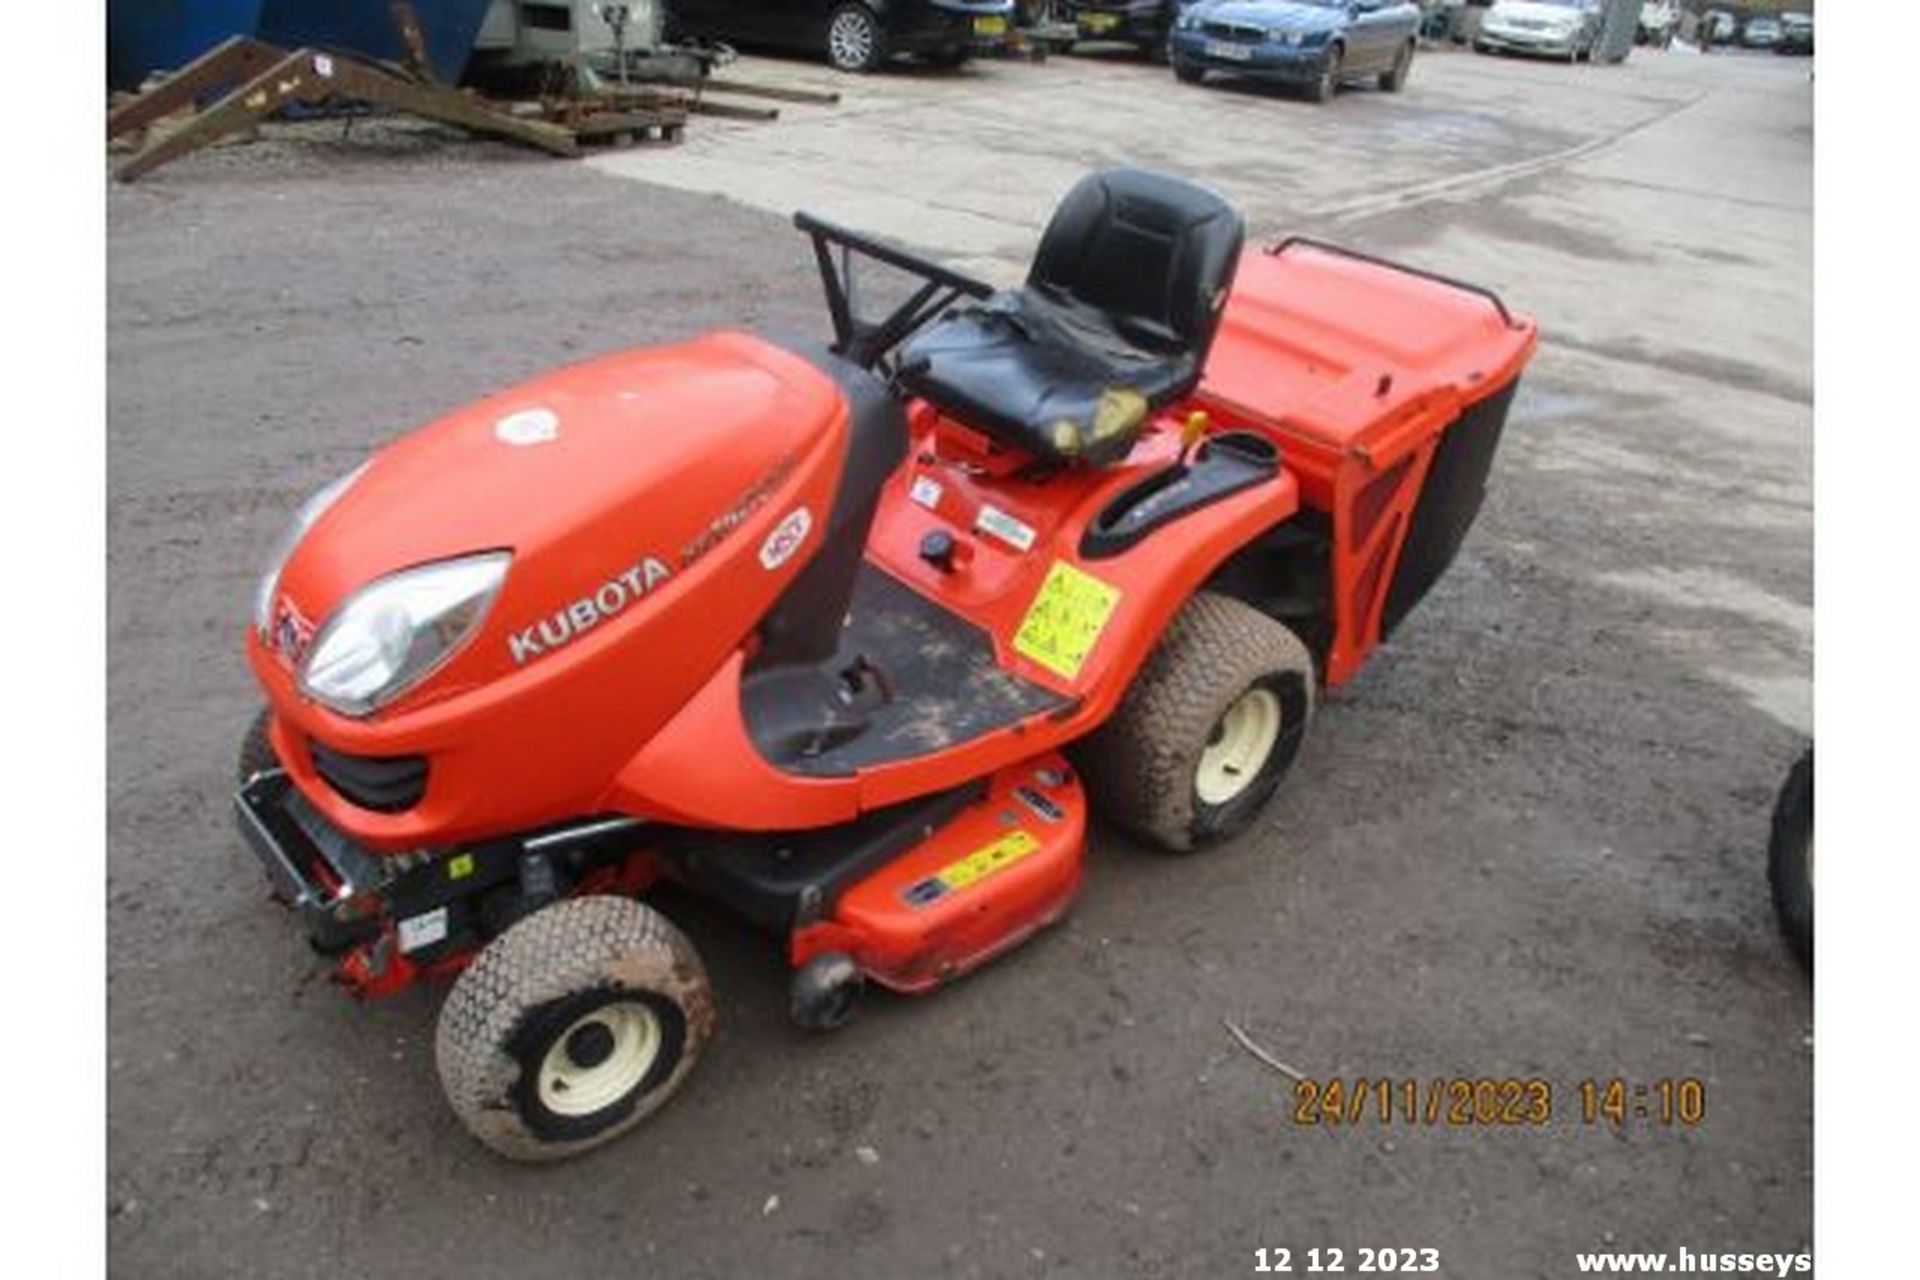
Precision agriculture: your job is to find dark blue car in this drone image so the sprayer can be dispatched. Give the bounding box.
[1169,0,1421,101]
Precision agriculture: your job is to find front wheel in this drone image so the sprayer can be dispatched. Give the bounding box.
[1308,45,1342,102]
[237,708,277,785]
[1172,55,1205,84]
[826,3,888,73]
[1073,592,1315,852]
[1380,38,1413,91]
[435,895,715,1161]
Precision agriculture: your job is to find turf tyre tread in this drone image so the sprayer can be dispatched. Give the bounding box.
[1074,591,1314,853]
[435,895,714,1161]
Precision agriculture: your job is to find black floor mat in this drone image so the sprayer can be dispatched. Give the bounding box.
[767,564,1068,777]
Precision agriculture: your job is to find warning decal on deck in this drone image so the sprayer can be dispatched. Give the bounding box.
[901,830,1041,911]
[1014,560,1122,680]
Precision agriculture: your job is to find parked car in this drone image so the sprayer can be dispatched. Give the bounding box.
[1700,8,1737,45]
[1775,11,1811,55]
[1168,0,1421,102]
[664,0,1017,72]
[1473,0,1601,61]
[1063,0,1182,56]
[1636,1,1676,47]
[1742,14,1782,48]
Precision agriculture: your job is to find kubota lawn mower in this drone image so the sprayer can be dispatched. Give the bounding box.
[235,168,1537,1160]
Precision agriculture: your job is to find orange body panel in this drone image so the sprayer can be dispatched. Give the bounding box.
[250,332,851,850]
[789,755,1085,993]
[250,243,1533,861]
[1199,245,1537,684]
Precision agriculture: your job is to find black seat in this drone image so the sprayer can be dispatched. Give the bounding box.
[899,168,1245,467]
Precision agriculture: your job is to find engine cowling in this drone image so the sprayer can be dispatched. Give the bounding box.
[252,330,852,845]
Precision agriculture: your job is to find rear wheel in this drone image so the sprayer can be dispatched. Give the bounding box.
[436,895,715,1161]
[826,3,888,73]
[1074,592,1315,852]
[1380,38,1413,91]
[1309,44,1342,102]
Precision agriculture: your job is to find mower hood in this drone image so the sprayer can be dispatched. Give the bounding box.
[267,330,847,713]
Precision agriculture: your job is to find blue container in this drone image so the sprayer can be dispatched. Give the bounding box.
[256,0,496,83]
[108,0,267,89]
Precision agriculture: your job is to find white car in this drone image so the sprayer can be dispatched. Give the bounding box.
[1474,0,1601,62]
[1637,1,1677,47]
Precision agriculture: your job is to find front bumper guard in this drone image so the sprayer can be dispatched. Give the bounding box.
[235,770,391,953]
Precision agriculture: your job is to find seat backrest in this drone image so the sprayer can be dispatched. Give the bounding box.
[1026,168,1245,358]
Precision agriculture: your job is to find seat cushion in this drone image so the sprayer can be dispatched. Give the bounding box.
[900,288,1196,467]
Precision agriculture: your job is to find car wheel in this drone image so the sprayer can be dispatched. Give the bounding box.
[1309,43,1342,102]
[825,3,888,73]
[1072,592,1316,853]
[1380,38,1413,91]
[436,895,715,1161]
[1172,55,1205,84]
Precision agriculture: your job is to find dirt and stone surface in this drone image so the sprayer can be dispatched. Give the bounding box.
[109,43,1811,1280]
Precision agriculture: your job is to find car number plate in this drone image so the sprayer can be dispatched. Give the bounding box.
[1080,13,1120,33]
[974,15,1007,35]
[1204,39,1253,60]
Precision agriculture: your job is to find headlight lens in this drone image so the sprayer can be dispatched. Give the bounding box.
[299,552,510,717]
[253,462,370,640]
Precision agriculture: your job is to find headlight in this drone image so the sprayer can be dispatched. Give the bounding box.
[1271,28,1302,44]
[299,552,510,717]
[253,462,370,640]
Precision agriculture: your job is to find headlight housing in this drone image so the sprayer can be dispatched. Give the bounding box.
[253,462,370,640]
[298,552,511,718]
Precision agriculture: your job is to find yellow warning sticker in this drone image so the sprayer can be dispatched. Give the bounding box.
[1014,560,1122,680]
[447,853,476,881]
[940,830,1041,891]
[901,830,1042,910]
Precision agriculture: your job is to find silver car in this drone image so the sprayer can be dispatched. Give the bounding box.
[1474,0,1601,62]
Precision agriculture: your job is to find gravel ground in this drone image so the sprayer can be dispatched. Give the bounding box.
[108,46,1811,1280]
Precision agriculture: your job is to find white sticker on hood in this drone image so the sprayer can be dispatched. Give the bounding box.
[494,407,559,446]
[760,507,813,570]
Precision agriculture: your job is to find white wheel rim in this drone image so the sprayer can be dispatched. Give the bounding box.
[1196,686,1283,806]
[829,11,874,67]
[536,1001,663,1117]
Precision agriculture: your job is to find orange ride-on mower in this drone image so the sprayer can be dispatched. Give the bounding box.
[235,168,1536,1160]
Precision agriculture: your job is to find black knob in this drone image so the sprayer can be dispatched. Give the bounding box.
[919,529,958,573]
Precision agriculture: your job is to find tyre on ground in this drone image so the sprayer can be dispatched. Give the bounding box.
[436,895,716,1161]
[1309,44,1343,102]
[826,2,889,72]
[1073,591,1316,853]
[1380,38,1414,91]
[1767,748,1812,971]
[238,708,277,785]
